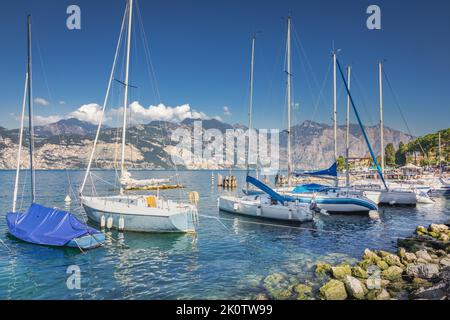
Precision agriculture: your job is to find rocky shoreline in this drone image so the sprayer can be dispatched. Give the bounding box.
[255,223,450,300]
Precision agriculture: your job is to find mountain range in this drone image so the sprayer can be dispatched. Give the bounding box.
[0,118,413,170]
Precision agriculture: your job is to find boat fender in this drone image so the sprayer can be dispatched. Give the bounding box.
[118,216,125,231]
[320,209,329,216]
[288,209,292,220]
[64,195,71,203]
[100,215,106,228]
[256,206,262,216]
[189,191,200,205]
[107,217,113,229]
[233,203,239,211]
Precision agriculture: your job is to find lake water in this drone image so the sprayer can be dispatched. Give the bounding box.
[0,170,449,300]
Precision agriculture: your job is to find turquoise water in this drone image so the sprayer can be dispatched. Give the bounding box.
[0,170,449,300]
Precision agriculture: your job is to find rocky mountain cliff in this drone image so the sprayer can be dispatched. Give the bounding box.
[0,119,413,170]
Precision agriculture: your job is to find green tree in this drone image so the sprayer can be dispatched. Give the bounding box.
[396,141,407,166]
[337,156,345,172]
[385,143,396,166]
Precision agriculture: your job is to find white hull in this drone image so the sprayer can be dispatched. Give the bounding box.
[379,190,417,205]
[218,195,313,223]
[81,195,197,233]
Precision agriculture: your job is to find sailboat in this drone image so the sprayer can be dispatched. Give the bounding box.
[79,0,198,233]
[353,62,433,205]
[277,48,378,214]
[218,20,314,223]
[6,16,104,250]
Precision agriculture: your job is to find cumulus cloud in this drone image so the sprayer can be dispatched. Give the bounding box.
[68,103,105,124]
[116,102,220,124]
[223,106,232,116]
[59,101,66,105]
[34,97,50,106]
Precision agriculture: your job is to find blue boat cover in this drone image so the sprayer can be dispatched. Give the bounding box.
[293,162,337,178]
[6,203,101,247]
[246,175,294,204]
[292,183,332,194]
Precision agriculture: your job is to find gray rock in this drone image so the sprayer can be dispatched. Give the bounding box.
[344,276,366,300]
[412,282,447,300]
[406,263,440,279]
[415,250,433,262]
[439,257,450,268]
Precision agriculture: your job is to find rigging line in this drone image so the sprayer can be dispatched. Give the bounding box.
[382,67,428,159]
[35,38,53,103]
[351,70,376,126]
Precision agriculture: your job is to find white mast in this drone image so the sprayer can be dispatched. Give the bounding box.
[439,131,442,173]
[332,51,338,186]
[286,16,292,186]
[378,61,385,173]
[120,0,133,190]
[80,6,128,196]
[246,35,256,188]
[12,73,28,212]
[345,66,351,188]
[27,15,36,203]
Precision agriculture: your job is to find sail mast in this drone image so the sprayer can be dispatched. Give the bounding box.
[286,16,292,186]
[12,73,29,212]
[345,66,351,188]
[378,61,385,173]
[27,15,36,203]
[246,35,256,187]
[332,51,338,187]
[120,0,133,188]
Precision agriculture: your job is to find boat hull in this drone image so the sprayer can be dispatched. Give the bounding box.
[81,196,196,233]
[218,196,313,223]
[379,190,417,205]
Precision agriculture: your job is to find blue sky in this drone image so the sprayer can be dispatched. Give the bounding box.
[1,0,449,135]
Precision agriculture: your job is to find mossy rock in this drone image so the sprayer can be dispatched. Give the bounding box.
[383,253,405,268]
[363,249,381,263]
[428,231,440,239]
[319,279,348,300]
[255,293,269,300]
[358,259,375,270]
[410,277,433,291]
[271,288,293,300]
[366,289,391,300]
[294,283,312,295]
[377,260,389,271]
[381,266,404,281]
[438,233,449,242]
[416,226,428,235]
[315,262,332,276]
[352,266,369,279]
[331,264,352,280]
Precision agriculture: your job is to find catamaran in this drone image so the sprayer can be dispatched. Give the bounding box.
[79,0,198,233]
[6,16,104,250]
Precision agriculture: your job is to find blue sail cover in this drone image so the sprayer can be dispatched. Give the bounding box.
[6,203,101,247]
[294,162,337,178]
[246,175,293,204]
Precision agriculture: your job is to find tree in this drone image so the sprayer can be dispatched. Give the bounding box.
[385,143,396,166]
[396,141,407,166]
[337,156,345,172]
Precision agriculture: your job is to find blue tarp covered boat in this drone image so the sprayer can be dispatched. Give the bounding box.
[292,183,333,194]
[6,204,105,250]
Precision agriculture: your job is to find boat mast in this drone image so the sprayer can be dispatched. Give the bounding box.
[286,16,292,186]
[120,0,133,192]
[332,50,338,187]
[12,73,29,212]
[378,61,385,173]
[27,15,36,203]
[246,35,256,189]
[345,66,351,188]
[439,131,442,173]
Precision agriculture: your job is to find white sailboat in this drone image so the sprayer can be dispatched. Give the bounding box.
[79,0,198,233]
[277,47,378,214]
[218,19,313,223]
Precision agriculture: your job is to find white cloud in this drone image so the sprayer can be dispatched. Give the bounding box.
[118,102,220,124]
[33,115,63,125]
[223,106,232,116]
[68,103,105,124]
[59,101,66,105]
[34,97,50,106]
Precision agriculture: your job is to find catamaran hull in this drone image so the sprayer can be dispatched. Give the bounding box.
[81,197,195,233]
[218,196,313,223]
